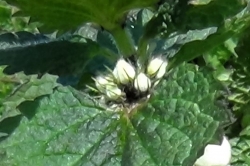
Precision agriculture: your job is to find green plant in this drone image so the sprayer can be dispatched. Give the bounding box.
[0,0,250,165]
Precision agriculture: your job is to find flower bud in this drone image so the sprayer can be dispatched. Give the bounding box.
[147,57,168,79]
[113,59,136,84]
[105,85,123,100]
[134,72,151,92]
[95,75,113,92]
[194,136,231,166]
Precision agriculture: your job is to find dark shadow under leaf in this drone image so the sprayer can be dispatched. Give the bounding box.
[0,31,105,77]
[0,115,22,142]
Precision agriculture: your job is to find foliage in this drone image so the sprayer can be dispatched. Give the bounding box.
[0,1,38,33]
[0,0,250,165]
[0,63,229,165]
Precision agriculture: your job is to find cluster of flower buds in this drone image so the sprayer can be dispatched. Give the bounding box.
[93,56,168,102]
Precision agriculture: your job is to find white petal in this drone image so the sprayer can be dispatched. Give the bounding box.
[95,76,110,92]
[134,73,151,92]
[113,59,136,84]
[105,85,122,100]
[147,57,168,79]
[155,61,168,79]
[194,136,231,166]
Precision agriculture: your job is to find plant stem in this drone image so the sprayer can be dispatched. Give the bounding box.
[110,26,135,58]
[137,36,149,64]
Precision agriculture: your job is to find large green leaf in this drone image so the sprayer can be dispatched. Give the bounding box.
[0,63,230,165]
[5,0,159,33]
[0,31,111,78]
[132,63,230,165]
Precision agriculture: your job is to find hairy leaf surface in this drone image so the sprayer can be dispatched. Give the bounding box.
[0,63,230,166]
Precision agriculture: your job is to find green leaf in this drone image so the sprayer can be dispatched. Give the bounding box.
[228,28,250,128]
[137,0,248,68]
[203,39,236,82]
[0,73,59,122]
[0,31,110,77]
[181,0,246,30]
[126,9,154,45]
[0,1,11,23]
[5,0,159,33]
[231,126,250,166]
[0,86,122,165]
[0,69,29,124]
[131,63,230,165]
[151,27,217,58]
[0,67,16,103]
[168,6,250,69]
[0,1,38,33]
[0,63,230,165]
[144,0,246,38]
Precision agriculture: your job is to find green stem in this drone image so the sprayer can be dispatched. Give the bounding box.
[138,36,149,60]
[137,36,151,69]
[110,26,135,58]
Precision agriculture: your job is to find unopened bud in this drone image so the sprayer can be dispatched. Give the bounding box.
[194,136,231,166]
[147,57,168,79]
[134,73,151,92]
[113,58,136,84]
[105,85,123,100]
[95,75,113,92]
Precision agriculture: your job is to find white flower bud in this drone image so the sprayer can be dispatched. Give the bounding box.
[105,85,123,100]
[134,73,151,92]
[95,75,113,92]
[147,57,168,79]
[194,136,231,166]
[113,59,136,84]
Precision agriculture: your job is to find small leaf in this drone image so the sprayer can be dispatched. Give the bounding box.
[230,126,250,166]
[203,39,236,82]
[0,67,16,103]
[152,27,217,58]
[0,73,59,122]
[0,1,38,33]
